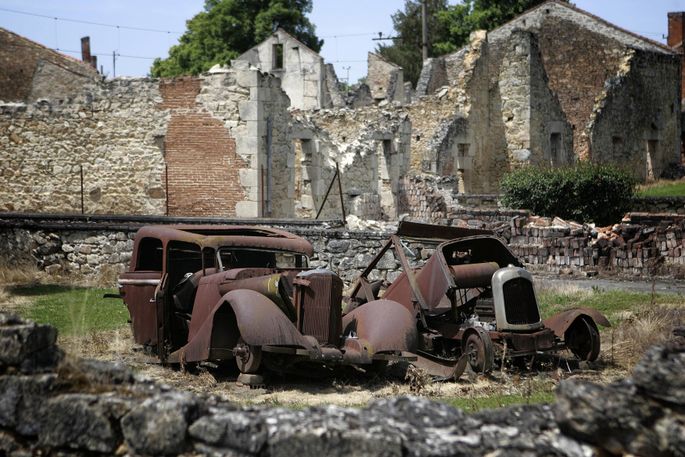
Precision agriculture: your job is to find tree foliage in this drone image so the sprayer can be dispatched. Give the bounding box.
[500,164,637,226]
[379,0,558,85]
[151,0,322,77]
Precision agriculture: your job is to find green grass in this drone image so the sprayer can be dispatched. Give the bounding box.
[537,288,684,322]
[10,284,128,336]
[442,390,555,413]
[637,180,685,197]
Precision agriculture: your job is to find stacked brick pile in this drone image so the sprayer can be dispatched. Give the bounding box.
[506,213,685,276]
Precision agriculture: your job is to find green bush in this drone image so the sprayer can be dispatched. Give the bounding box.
[500,163,636,226]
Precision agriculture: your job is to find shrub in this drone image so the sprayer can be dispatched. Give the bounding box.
[500,163,636,226]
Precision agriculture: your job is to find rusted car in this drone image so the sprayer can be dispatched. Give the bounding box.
[347,221,610,378]
[118,225,416,382]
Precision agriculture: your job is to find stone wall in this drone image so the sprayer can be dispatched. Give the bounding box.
[293,106,412,220]
[0,64,294,219]
[4,211,685,282]
[367,53,405,104]
[1,313,683,456]
[0,78,168,215]
[412,1,680,192]
[589,49,681,180]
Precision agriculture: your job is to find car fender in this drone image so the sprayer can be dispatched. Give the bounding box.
[342,299,418,355]
[168,289,310,364]
[543,307,611,339]
[225,289,310,347]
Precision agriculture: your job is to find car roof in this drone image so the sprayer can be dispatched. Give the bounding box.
[135,225,313,256]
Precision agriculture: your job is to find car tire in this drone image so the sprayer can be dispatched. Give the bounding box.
[464,332,494,373]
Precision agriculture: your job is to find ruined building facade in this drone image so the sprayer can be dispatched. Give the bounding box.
[415,1,681,186]
[0,1,683,220]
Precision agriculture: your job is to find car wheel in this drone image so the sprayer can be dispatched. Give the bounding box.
[464,332,494,373]
[234,337,262,374]
[565,317,600,362]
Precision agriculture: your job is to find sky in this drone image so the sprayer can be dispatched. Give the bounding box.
[0,0,683,83]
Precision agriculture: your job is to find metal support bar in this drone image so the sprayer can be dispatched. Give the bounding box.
[315,166,338,220]
[335,162,346,225]
[79,164,84,214]
[391,235,428,327]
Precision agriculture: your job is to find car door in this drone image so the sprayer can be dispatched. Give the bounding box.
[119,236,164,347]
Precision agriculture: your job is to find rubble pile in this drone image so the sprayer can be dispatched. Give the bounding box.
[506,213,685,275]
[1,313,683,456]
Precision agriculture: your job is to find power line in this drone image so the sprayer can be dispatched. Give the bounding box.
[320,32,378,38]
[0,6,184,35]
[58,48,158,60]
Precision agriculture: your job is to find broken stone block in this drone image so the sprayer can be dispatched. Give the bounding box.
[632,343,685,406]
[121,391,200,456]
[39,393,132,453]
[188,411,267,454]
[0,374,57,436]
[0,314,58,369]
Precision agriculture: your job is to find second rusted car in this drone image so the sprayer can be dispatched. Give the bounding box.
[347,221,610,378]
[118,225,416,382]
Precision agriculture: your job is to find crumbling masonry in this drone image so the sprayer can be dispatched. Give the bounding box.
[0,0,682,221]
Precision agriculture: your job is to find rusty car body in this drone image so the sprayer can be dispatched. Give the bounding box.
[347,221,610,378]
[118,225,416,379]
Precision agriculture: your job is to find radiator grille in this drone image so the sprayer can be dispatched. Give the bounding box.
[294,271,343,345]
[502,277,540,325]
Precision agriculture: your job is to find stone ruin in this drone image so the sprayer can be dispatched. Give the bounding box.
[1,312,683,456]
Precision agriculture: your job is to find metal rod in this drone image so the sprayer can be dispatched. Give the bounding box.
[260,165,265,217]
[79,164,84,214]
[165,163,169,216]
[315,166,338,220]
[266,117,273,217]
[421,0,428,61]
[335,161,346,225]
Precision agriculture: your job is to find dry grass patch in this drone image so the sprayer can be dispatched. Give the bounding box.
[606,305,685,368]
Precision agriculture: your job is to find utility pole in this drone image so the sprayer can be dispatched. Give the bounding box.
[112,51,116,78]
[421,0,428,61]
[343,65,351,84]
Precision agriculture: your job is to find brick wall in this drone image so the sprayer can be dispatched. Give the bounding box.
[160,78,246,217]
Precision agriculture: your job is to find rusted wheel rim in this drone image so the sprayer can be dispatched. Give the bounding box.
[465,333,486,372]
[234,337,262,374]
[566,317,600,362]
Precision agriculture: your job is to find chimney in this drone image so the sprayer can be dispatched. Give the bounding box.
[80,36,96,69]
[668,12,685,48]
